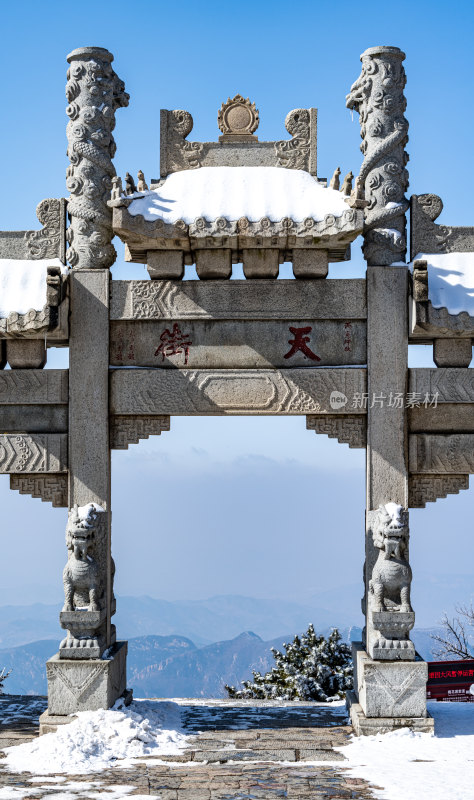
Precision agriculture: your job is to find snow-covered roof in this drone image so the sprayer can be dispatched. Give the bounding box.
[414,252,474,316]
[127,166,351,225]
[0,258,67,319]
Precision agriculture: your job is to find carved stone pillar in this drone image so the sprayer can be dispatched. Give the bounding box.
[346,46,409,266]
[65,47,129,270]
[347,264,432,734]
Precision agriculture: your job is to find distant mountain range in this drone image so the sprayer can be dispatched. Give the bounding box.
[0,594,358,651]
[0,627,443,698]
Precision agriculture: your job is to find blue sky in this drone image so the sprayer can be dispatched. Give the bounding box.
[0,1,473,628]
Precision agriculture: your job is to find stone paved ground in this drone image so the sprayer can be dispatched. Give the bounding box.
[0,696,380,799]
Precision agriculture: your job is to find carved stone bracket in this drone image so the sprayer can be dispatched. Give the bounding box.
[110,415,170,449]
[408,474,469,508]
[10,473,68,507]
[306,414,367,448]
[410,194,474,259]
[0,198,67,262]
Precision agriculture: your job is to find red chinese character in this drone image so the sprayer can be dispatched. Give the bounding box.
[155,323,192,365]
[284,326,321,361]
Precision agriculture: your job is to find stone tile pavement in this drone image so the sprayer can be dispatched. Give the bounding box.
[0,696,380,799]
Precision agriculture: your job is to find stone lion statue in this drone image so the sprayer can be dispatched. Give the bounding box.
[62,504,102,612]
[369,502,412,614]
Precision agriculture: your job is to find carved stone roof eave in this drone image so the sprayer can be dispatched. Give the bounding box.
[111,204,364,264]
[0,270,69,341]
[410,295,474,340]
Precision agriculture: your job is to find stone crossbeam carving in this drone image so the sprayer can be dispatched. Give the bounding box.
[408,368,474,402]
[110,415,170,449]
[110,368,367,416]
[409,434,474,474]
[66,47,129,269]
[347,46,409,265]
[408,474,469,508]
[110,279,367,321]
[0,434,67,473]
[0,370,68,404]
[306,415,367,448]
[10,474,68,507]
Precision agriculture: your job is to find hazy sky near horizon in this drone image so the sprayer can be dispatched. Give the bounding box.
[0,0,473,626]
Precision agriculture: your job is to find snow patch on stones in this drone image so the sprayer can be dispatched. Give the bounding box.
[0,259,66,318]
[336,701,474,800]
[128,166,350,225]
[2,700,190,775]
[413,252,474,316]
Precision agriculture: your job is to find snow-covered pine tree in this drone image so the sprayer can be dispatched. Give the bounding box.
[225,625,353,701]
[0,667,11,695]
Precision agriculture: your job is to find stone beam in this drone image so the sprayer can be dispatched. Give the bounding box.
[409,368,474,402]
[409,404,474,433]
[110,368,367,416]
[109,279,367,321]
[409,434,474,474]
[0,405,67,433]
[0,434,67,473]
[110,319,367,369]
[0,370,68,405]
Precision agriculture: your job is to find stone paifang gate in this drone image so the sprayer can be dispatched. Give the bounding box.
[0,44,473,735]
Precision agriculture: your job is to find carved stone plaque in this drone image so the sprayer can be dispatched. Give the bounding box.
[110,319,367,369]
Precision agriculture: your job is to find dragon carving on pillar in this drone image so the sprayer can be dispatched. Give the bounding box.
[346,46,409,266]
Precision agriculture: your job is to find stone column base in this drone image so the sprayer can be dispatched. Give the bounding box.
[353,642,429,719]
[46,641,129,716]
[347,691,434,735]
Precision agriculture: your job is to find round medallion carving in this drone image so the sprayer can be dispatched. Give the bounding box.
[218,95,259,137]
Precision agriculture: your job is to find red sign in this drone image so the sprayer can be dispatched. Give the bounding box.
[426,659,474,702]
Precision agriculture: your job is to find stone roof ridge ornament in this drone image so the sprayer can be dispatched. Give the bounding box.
[160,104,318,177]
[217,95,259,142]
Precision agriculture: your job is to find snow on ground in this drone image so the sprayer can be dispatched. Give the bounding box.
[128,166,350,225]
[336,701,474,800]
[413,252,474,316]
[0,259,67,318]
[2,700,190,776]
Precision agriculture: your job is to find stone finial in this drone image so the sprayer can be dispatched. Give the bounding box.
[341,171,353,196]
[65,47,129,269]
[218,95,259,141]
[346,46,409,265]
[111,176,123,201]
[137,170,148,192]
[329,167,341,191]
[125,172,137,195]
